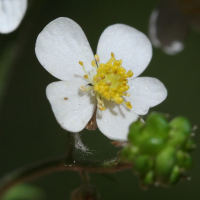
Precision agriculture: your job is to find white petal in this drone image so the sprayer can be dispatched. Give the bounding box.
[0,0,27,34]
[97,24,152,78]
[127,77,167,115]
[46,80,97,132]
[35,17,94,83]
[149,2,188,55]
[96,101,139,141]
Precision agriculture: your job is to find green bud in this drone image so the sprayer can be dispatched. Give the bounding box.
[138,134,166,155]
[143,170,154,186]
[155,146,176,177]
[134,155,153,174]
[145,112,169,136]
[168,129,188,147]
[169,116,191,134]
[125,112,195,188]
[182,139,196,152]
[168,166,180,185]
[128,119,144,144]
[176,151,193,170]
[120,145,139,162]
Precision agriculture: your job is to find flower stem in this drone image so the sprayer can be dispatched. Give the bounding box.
[0,156,132,197]
[79,171,90,186]
[66,133,75,159]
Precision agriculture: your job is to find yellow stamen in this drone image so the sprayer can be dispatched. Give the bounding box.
[80,85,86,91]
[91,60,97,70]
[125,102,132,109]
[84,75,88,79]
[95,55,100,63]
[126,70,134,78]
[79,52,133,111]
[79,61,83,66]
[80,85,93,92]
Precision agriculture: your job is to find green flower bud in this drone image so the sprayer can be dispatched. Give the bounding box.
[169,116,191,134]
[120,145,139,162]
[128,119,144,145]
[168,129,188,147]
[123,112,196,188]
[143,170,154,186]
[176,151,193,170]
[182,139,197,152]
[138,134,166,155]
[134,155,154,174]
[155,146,176,177]
[145,112,169,136]
[168,166,180,185]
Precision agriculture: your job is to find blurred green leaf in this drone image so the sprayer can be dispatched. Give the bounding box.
[2,184,45,200]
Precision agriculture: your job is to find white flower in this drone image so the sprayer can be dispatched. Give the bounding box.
[0,0,27,34]
[35,17,167,141]
[148,0,200,55]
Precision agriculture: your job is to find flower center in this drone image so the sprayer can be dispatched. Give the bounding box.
[79,53,133,110]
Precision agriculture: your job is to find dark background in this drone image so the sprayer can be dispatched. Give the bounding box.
[0,0,199,199]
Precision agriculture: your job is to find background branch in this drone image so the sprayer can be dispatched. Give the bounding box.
[0,156,132,198]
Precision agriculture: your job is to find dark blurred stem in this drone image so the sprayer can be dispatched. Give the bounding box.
[79,171,90,186]
[66,133,75,159]
[0,156,132,198]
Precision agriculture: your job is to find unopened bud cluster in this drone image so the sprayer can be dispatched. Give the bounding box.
[120,112,196,188]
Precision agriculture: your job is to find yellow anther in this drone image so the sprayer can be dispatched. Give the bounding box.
[114,60,120,66]
[91,60,96,67]
[114,92,120,97]
[99,63,104,68]
[114,97,123,104]
[99,89,105,94]
[118,67,126,75]
[79,61,83,66]
[80,52,134,111]
[100,106,106,110]
[84,75,88,79]
[111,65,118,72]
[93,75,97,81]
[79,53,133,111]
[104,86,109,91]
[122,80,128,85]
[106,81,111,86]
[80,86,86,91]
[124,85,129,91]
[125,102,132,109]
[99,85,104,90]
[96,77,101,82]
[103,92,110,99]
[126,70,134,78]
[118,87,125,93]
[100,73,105,79]
[124,93,130,97]
[95,54,100,63]
[94,85,99,91]
[105,64,110,71]
[124,74,128,78]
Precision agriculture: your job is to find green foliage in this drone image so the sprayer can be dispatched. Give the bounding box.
[2,184,45,200]
[120,112,196,188]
